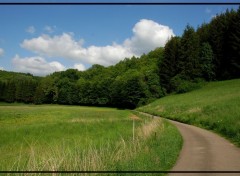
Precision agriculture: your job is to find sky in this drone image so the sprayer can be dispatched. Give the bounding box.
[0,1,239,76]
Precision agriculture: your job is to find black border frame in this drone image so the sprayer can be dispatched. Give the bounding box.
[0,0,240,174]
[0,170,240,174]
[0,2,239,5]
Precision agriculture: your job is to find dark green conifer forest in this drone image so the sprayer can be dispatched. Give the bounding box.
[0,8,239,109]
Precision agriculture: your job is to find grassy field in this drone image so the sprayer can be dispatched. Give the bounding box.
[138,79,240,146]
[0,104,182,174]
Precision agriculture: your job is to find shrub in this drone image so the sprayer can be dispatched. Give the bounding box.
[170,75,204,94]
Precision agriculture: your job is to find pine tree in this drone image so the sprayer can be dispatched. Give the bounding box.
[200,42,215,81]
[179,25,201,80]
[159,36,181,92]
[228,7,240,78]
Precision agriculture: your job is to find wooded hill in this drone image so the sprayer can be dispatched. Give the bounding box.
[0,7,239,109]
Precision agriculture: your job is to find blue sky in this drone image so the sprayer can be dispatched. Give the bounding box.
[0,3,239,75]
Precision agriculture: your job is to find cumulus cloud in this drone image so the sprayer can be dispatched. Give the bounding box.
[0,48,4,56]
[124,19,175,55]
[26,26,36,34]
[12,55,66,76]
[21,33,84,59]
[21,19,175,66]
[74,63,86,71]
[0,66,4,70]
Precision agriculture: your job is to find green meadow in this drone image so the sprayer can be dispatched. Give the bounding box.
[138,79,240,146]
[0,104,182,174]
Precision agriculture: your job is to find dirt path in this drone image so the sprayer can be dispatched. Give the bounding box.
[169,120,240,176]
[136,111,240,175]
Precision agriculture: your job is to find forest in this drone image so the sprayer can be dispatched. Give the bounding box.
[0,7,239,109]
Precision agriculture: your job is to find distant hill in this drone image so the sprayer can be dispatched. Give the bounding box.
[0,70,41,81]
[0,70,41,103]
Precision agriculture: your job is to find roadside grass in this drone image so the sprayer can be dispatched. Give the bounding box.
[138,79,240,146]
[0,104,182,175]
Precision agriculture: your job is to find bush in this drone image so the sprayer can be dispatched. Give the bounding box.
[170,75,204,94]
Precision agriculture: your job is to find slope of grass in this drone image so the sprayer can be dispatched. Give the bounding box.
[0,104,182,174]
[138,79,240,146]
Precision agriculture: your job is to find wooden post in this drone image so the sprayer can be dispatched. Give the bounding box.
[133,119,135,142]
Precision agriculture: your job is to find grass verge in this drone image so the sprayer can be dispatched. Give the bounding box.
[137,79,240,146]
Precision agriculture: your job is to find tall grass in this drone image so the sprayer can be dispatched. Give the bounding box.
[138,79,240,146]
[0,104,182,175]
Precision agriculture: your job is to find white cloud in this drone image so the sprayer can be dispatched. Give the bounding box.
[74,63,86,71]
[21,33,85,58]
[44,25,56,33]
[26,26,36,34]
[0,48,4,56]
[124,19,175,55]
[12,55,66,76]
[0,66,4,70]
[21,19,175,66]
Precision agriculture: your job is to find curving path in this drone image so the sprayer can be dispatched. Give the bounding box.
[136,112,240,176]
[168,120,240,176]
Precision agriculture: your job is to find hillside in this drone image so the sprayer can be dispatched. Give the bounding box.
[137,79,240,146]
[0,70,40,81]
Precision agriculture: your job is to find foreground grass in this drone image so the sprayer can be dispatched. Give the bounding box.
[0,104,182,174]
[138,79,240,146]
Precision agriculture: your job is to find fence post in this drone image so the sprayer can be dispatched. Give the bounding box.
[133,119,135,142]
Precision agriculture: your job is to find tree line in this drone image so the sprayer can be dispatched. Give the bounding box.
[0,7,239,108]
[160,8,240,93]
